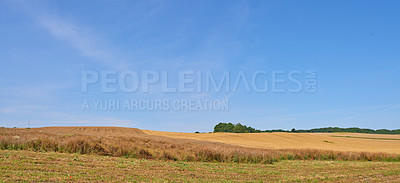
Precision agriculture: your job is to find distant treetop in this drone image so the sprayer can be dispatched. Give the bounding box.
[213,123,400,134]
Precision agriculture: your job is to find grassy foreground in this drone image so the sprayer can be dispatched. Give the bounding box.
[1,150,400,182]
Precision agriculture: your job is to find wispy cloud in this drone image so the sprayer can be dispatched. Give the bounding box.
[38,15,129,70]
[0,1,136,127]
[15,0,129,70]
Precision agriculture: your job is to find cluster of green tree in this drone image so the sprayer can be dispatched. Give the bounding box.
[213,123,400,134]
[213,123,261,133]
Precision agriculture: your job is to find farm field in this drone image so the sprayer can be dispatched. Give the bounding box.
[2,127,400,182]
[2,127,400,161]
[1,150,400,182]
[144,130,400,154]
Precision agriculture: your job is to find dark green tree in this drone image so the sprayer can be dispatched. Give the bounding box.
[233,123,249,133]
[214,122,235,132]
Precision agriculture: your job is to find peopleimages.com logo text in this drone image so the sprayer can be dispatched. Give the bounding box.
[81,70,317,94]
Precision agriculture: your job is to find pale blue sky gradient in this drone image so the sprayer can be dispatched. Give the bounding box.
[0,0,399,132]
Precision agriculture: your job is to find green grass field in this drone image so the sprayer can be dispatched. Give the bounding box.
[1,150,400,182]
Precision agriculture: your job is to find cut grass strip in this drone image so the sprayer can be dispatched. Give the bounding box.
[1,150,400,182]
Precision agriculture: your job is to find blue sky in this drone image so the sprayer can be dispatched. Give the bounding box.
[0,0,399,132]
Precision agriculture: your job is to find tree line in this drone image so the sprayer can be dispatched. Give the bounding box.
[213,123,400,134]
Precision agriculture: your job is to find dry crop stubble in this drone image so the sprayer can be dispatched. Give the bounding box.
[1,127,400,163]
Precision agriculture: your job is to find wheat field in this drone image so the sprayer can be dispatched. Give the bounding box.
[2,126,400,163]
[4,126,400,154]
[143,130,400,154]
[2,126,400,182]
